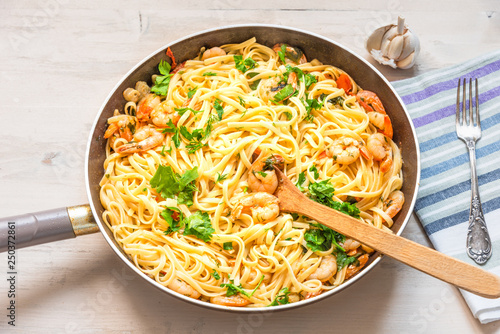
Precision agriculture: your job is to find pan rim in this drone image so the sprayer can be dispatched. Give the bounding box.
[85,23,421,312]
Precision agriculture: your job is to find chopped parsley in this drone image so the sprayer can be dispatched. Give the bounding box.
[238,96,246,107]
[151,59,173,96]
[216,172,228,183]
[223,242,233,250]
[162,209,215,242]
[234,55,258,73]
[308,180,360,217]
[214,98,224,120]
[211,270,221,280]
[221,276,264,298]
[183,211,215,242]
[150,165,198,206]
[254,170,268,178]
[284,111,292,120]
[302,98,323,122]
[203,72,217,76]
[187,86,197,99]
[159,145,167,156]
[161,207,184,233]
[267,287,291,306]
[309,165,319,179]
[296,171,307,191]
[162,120,181,148]
[175,107,203,116]
[336,252,360,272]
[304,223,345,252]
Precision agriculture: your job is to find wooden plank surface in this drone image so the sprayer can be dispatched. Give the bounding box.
[1,0,500,333]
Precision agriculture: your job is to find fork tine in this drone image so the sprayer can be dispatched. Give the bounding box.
[456,78,461,127]
[469,78,474,126]
[475,78,480,130]
[463,78,467,124]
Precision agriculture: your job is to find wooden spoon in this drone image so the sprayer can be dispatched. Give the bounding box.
[273,168,500,298]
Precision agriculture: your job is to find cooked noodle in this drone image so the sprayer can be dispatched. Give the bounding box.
[99,38,403,307]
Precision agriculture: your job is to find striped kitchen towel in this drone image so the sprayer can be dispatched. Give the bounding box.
[391,49,500,324]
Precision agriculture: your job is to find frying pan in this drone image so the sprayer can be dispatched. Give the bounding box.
[0,24,420,311]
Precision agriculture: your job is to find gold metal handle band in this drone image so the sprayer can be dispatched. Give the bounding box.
[67,205,99,236]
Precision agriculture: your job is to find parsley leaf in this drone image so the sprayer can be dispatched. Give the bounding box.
[267,287,290,306]
[304,223,345,252]
[234,55,258,73]
[183,211,215,242]
[304,73,317,89]
[238,96,246,107]
[203,72,217,76]
[151,60,173,96]
[216,173,228,183]
[175,107,203,116]
[308,179,360,218]
[302,98,323,122]
[211,270,221,280]
[223,241,233,250]
[221,279,250,297]
[150,165,198,206]
[187,86,197,99]
[214,98,224,120]
[296,171,306,191]
[161,207,184,234]
[336,252,360,272]
[309,165,319,179]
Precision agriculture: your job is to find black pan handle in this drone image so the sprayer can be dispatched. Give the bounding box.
[0,205,99,252]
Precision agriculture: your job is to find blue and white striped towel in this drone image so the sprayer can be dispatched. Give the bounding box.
[392,50,500,324]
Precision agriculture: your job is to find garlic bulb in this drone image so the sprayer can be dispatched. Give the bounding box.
[366,16,420,69]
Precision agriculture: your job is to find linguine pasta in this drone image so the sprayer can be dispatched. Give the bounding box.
[99,38,404,307]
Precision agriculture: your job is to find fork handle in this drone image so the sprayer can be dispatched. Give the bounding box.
[466,141,492,264]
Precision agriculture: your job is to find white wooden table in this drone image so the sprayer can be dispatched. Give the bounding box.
[1,0,500,333]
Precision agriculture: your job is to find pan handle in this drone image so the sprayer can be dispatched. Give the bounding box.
[0,204,99,252]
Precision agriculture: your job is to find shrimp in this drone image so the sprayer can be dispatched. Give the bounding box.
[303,290,322,300]
[342,239,361,256]
[232,192,280,223]
[366,133,393,173]
[326,137,362,165]
[247,154,284,194]
[259,71,298,104]
[137,93,161,123]
[384,190,404,219]
[116,125,165,154]
[104,115,135,142]
[345,254,369,280]
[273,43,307,65]
[202,47,226,61]
[210,295,250,307]
[167,278,201,299]
[357,90,393,139]
[151,101,180,127]
[308,254,337,282]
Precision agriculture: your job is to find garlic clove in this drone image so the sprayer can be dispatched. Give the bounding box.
[396,52,416,69]
[366,16,420,69]
[387,35,404,60]
[399,32,420,60]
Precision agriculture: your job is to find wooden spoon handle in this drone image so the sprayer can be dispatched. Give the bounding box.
[275,171,500,298]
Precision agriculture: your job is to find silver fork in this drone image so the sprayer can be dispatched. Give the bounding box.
[456,78,492,265]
